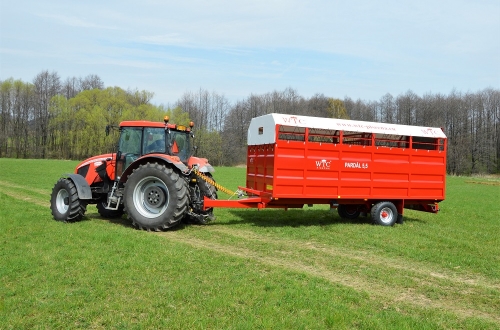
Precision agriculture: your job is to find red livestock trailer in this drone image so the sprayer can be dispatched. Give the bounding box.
[204,113,447,226]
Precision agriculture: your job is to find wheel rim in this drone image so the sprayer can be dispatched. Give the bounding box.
[133,176,169,218]
[56,189,69,214]
[379,207,394,224]
[345,207,358,216]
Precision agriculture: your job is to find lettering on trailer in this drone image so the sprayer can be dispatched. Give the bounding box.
[344,162,369,169]
[421,128,440,136]
[316,159,331,170]
[333,122,397,132]
[282,116,306,125]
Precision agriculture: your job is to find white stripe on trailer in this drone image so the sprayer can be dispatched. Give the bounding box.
[248,113,446,146]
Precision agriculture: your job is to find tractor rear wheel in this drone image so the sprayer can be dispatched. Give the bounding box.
[371,201,398,226]
[124,162,188,231]
[50,178,87,222]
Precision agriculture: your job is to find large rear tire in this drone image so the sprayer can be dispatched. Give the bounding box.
[124,163,188,231]
[50,178,87,222]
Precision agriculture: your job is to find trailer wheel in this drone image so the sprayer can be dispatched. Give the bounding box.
[50,178,87,222]
[337,204,361,219]
[371,201,398,226]
[124,162,188,231]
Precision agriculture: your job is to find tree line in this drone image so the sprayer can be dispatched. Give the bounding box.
[1,70,499,175]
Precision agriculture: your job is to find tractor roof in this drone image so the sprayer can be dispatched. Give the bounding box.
[120,120,190,131]
[248,113,447,146]
[120,121,164,128]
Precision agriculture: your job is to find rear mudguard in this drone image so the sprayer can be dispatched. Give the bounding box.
[188,156,215,173]
[121,154,189,181]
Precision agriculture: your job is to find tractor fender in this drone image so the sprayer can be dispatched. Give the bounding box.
[199,164,215,173]
[188,156,215,173]
[121,155,189,180]
[66,173,93,200]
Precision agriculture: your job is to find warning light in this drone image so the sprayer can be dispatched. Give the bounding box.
[189,121,194,128]
[164,116,170,123]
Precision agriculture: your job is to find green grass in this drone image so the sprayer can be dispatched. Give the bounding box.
[0,158,499,329]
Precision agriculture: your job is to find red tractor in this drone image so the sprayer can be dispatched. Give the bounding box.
[50,116,217,231]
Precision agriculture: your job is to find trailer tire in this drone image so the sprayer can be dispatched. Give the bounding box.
[371,201,398,226]
[50,178,87,222]
[124,162,188,231]
[337,204,361,219]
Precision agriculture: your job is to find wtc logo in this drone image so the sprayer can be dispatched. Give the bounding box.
[316,159,331,170]
[282,116,306,125]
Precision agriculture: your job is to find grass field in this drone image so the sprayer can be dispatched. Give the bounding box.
[0,158,499,329]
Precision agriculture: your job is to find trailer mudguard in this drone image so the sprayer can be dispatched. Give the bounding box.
[66,173,92,200]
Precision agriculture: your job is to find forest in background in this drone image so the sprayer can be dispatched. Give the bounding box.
[1,70,499,175]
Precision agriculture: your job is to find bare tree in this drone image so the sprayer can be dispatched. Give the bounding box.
[33,70,61,158]
[379,93,395,123]
[306,93,330,117]
[396,90,419,125]
[80,74,104,91]
[0,79,13,157]
[222,101,250,165]
[62,76,82,99]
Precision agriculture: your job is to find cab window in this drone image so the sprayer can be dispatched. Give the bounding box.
[119,127,142,154]
[143,127,166,154]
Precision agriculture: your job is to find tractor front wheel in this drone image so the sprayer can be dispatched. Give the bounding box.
[50,178,87,222]
[124,163,188,231]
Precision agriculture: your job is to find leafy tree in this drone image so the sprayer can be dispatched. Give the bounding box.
[327,98,349,119]
[163,106,191,126]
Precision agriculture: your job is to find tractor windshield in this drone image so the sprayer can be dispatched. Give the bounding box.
[167,130,191,163]
[117,126,191,168]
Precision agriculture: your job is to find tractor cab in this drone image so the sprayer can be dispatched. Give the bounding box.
[115,117,193,178]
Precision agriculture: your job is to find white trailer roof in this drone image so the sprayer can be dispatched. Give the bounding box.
[248,113,447,145]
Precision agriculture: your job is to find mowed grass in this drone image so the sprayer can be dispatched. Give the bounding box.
[0,158,499,329]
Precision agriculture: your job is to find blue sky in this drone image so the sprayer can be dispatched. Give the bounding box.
[1,0,499,105]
